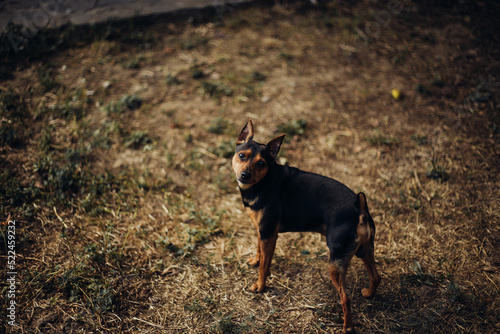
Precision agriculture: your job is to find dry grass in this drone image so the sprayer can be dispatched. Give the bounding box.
[1,0,499,333]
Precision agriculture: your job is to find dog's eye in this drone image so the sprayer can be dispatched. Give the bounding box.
[238,153,246,160]
[256,160,266,168]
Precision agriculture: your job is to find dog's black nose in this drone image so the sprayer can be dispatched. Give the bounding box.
[240,171,251,181]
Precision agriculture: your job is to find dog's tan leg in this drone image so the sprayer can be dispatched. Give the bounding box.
[250,232,277,293]
[329,261,354,333]
[247,238,261,267]
[361,243,381,298]
[246,207,263,267]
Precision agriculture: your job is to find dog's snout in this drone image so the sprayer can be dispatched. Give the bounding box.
[240,171,252,181]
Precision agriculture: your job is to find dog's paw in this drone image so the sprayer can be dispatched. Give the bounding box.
[361,288,375,298]
[247,257,259,267]
[250,282,265,293]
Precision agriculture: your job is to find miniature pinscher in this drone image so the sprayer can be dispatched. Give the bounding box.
[232,120,381,333]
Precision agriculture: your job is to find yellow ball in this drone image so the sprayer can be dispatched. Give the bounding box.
[391,89,401,100]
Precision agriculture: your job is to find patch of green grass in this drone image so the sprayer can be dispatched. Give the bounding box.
[276,119,307,139]
[245,71,267,83]
[123,130,154,150]
[279,52,294,64]
[36,88,87,121]
[208,116,234,135]
[103,99,127,114]
[240,71,267,97]
[36,229,123,313]
[121,94,142,110]
[201,81,233,100]
[119,21,161,50]
[0,89,26,118]
[210,139,236,158]
[185,149,204,171]
[38,67,60,92]
[177,210,223,257]
[427,153,449,182]
[0,122,20,146]
[365,132,399,146]
[181,34,209,50]
[213,171,232,193]
[184,299,206,312]
[38,125,54,153]
[190,65,205,79]
[122,55,141,69]
[222,12,251,30]
[0,89,28,146]
[433,75,444,87]
[165,73,180,85]
[53,101,86,120]
[415,83,430,96]
[212,313,247,334]
[103,94,142,115]
[224,69,267,98]
[44,162,82,201]
[401,260,445,287]
[411,134,428,146]
[0,170,38,214]
[92,120,123,149]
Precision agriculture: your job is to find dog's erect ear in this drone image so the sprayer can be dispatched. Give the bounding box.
[266,134,285,159]
[236,119,254,145]
[356,192,368,212]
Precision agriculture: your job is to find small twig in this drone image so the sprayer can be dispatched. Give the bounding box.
[413,171,431,202]
[54,207,77,266]
[162,204,173,219]
[132,317,165,329]
[53,206,68,229]
[283,305,318,311]
[14,254,49,265]
[197,146,218,159]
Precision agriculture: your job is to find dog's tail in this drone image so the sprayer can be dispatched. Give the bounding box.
[355,192,375,258]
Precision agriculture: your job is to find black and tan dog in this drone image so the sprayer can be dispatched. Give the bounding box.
[232,120,381,333]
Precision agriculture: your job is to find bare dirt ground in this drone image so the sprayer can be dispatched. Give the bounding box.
[1,0,499,333]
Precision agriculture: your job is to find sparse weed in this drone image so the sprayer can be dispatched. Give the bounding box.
[121,94,142,110]
[213,314,245,334]
[103,100,126,114]
[37,67,60,92]
[177,210,223,257]
[208,116,234,135]
[276,118,307,138]
[235,71,267,97]
[190,65,205,79]
[279,52,294,66]
[103,94,142,115]
[181,34,209,50]
[202,81,233,100]
[0,170,37,209]
[411,134,428,146]
[165,73,180,85]
[123,55,141,69]
[92,120,122,148]
[0,89,27,146]
[427,152,449,182]
[415,83,430,96]
[210,139,236,158]
[402,260,444,287]
[52,101,86,120]
[0,121,20,146]
[123,130,153,149]
[365,132,399,146]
